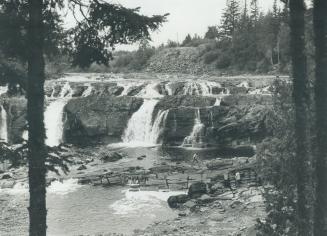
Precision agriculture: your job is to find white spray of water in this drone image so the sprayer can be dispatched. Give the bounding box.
[0,179,81,195]
[0,86,8,96]
[0,105,8,142]
[110,190,186,215]
[238,81,250,88]
[183,81,221,96]
[249,86,271,95]
[214,97,222,106]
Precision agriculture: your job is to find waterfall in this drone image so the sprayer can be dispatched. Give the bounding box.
[0,86,8,96]
[59,82,73,98]
[183,81,221,96]
[164,82,173,96]
[0,105,8,142]
[44,99,69,147]
[214,97,222,106]
[209,110,214,128]
[137,83,163,99]
[182,109,206,148]
[82,84,93,97]
[148,109,169,143]
[122,99,168,146]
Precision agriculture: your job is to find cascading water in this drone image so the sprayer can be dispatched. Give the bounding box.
[182,109,206,148]
[45,100,69,147]
[0,105,8,142]
[183,81,221,96]
[137,83,163,99]
[45,82,73,147]
[122,99,168,146]
[148,109,169,143]
[82,84,93,97]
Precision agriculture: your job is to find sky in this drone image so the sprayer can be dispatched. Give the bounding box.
[65,0,280,50]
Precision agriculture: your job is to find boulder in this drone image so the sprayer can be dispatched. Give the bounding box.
[167,194,189,208]
[206,159,233,170]
[188,182,207,199]
[100,151,123,163]
[77,165,87,171]
[184,200,197,209]
[1,173,13,180]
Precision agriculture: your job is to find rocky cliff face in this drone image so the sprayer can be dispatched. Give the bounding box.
[64,96,143,144]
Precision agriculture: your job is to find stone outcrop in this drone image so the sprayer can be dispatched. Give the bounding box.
[2,96,27,143]
[167,194,190,208]
[188,182,208,198]
[64,95,143,144]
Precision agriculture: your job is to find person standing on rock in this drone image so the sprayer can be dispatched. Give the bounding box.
[192,153,199,165]
[235,171,241,187]
[223,172,231,189]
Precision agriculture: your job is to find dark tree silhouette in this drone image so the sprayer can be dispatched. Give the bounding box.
[27,1,47,235]
[313,0,327,235]
[289,0,313,235]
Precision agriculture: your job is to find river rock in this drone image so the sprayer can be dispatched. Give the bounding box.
[206,159,233,170]
[77,164,87,170]
[184,200,197,208]
[188,182,207,199]
[100,151,123,163]
[1,173,13,180]
[167,194,189,208]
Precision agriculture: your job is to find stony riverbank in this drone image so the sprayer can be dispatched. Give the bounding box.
[134,186,265,236]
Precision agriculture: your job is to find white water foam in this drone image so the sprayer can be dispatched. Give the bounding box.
[0,105,8,142]
[47,179,82,195]
[0,179,81,196]
[110,190,186,215]
[0,86,8,96]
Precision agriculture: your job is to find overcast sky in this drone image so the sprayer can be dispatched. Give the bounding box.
[66,0,282,50]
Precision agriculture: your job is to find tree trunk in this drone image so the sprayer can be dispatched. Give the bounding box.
[289,0,313,235]
[27,0,47,235]
[313,0,327,235]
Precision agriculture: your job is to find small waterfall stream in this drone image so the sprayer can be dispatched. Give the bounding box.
[182,109,206,148]
[0,105,8,142]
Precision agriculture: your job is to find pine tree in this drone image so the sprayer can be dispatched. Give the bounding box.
[250,0,259,27]
[289,0,313,235]
[313,0,327,234]
[220,0,241,38]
